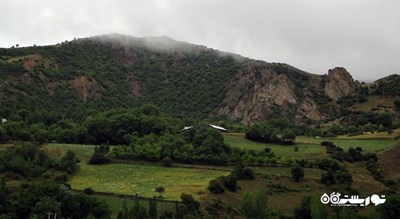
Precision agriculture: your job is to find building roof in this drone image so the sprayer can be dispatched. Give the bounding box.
[209,124,227,132]
[181,126,194,131]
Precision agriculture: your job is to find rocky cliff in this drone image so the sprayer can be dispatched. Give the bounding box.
[324,67,358,100]
[218,62,298,124]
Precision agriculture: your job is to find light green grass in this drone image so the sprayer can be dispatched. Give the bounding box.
[69,163,228,200]
[44,143,96,160]
[224,134,397,156]
[223,134,325,159]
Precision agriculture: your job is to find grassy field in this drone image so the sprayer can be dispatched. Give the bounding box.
[44,143,96,161]
[350,96,394,112]
[224,134,397,156]
[223,134,326,159]
[69,163,228,200]
[0,143,14,151]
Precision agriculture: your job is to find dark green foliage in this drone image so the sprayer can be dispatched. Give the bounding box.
[320,170,337,185]
[245,120,296,145]
[84,187,95,195]
[0,181,111,219]
[240,189,268,219]
[0,142,54,177]
[89,145,110,165]
[155,186,165,198]
[0,38,245,121]
[133,197,148,219]
[324,143,345,161]
[317,158,342,171]
[373,74,400,96]
[231,164,255,180]
[174,201,184,219]
[366,159,384,181]
[148,197,157,219]
[59,150,79,174]
[376,194,400,219]
[161,157,172,167]
[180,193,200,214]
[395,100,400,112]
[320,169,352,186]
[294,196,327,219]
[218,174,238,192]
[291,166,305,182]
[208,179,225,194]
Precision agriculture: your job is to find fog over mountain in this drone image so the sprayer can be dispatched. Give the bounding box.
[1,0,399,81]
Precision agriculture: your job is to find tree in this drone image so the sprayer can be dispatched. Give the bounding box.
[395,100,400,112]
[282,130,296,142]
[0,127,5,142]
[310,195,327,219]
[376,194,400,219]
[148,197,157,219]
[59,150,79,174]
[132,196,148,219]
[291,166,305,182]
[174,201,183,219]
[208,179,225,194]
[155,186,165,198]
[180,193,200,213]
[293,196,311,219]
[240,190,268,219]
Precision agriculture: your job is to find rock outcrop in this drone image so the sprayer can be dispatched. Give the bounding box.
[324,67,357,100]
[296,97,322,121]
[219,62,297,124]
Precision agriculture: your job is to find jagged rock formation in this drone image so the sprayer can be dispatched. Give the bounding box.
[324,67,357,100]
[218,62,297,124]
[296,97,322,121]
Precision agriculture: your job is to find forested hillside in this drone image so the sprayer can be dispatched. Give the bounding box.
[0,34,399,130]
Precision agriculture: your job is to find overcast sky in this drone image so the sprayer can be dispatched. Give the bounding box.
[1,0,399,81]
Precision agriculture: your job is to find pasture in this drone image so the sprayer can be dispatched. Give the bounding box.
[69,163,229,200]
[44,143,96,160]
[223,133,397,156]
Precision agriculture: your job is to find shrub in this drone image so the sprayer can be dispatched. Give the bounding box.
[84,187,95,195]
[161,157,173,167]
[208,180,225,194]
[291,166,304,182]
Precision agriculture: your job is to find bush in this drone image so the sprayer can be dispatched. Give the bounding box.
[54,174,68,182]
[88,153,110,165]
[161,157,173,167]
[208,179,225,194]
[84,187,95,195]
[291,166,304,182]
[321,170,336,185]
[180,193,200,212]
[218,175,238,192]
[321,141,335,147]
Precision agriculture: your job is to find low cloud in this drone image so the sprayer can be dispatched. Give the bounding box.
[0,0,398,81]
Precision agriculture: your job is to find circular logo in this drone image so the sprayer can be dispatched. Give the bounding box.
[330,192,341,204]
[320,193,330,204]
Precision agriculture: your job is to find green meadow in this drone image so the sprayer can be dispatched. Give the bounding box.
[224,133,397,156]
[69,163,229,200]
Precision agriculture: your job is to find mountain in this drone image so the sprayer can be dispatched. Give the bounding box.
[0,34,398,126]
